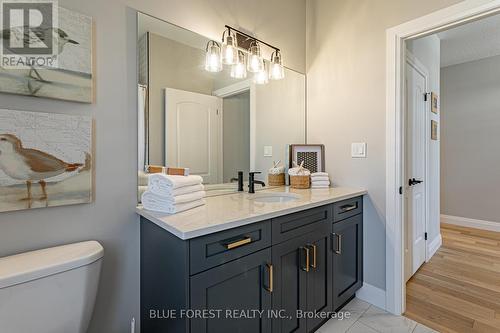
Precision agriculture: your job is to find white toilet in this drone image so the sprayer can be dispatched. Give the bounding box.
[0,241,104,333]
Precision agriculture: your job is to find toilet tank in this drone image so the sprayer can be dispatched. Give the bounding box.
[0,241,104,333]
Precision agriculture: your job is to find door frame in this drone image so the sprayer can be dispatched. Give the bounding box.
[404,51,430,282]
[213,79,257,171]
[385,0,500,315]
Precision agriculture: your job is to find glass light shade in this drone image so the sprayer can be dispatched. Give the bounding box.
[230,52,247,79]
[254,64,268,84]
[269,51,285,80]
[205,41,222,72]
[247,43,264,73]
[222,34,238,65]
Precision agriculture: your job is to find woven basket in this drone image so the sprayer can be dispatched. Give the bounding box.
[268,173,285,186]
[290,175,310,189]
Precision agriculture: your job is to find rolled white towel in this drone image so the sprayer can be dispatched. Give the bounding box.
[311,176,330,182]
[148,174,203,196]
[142,191,206,214]
[311,180,330,187]
[311,172,329,177]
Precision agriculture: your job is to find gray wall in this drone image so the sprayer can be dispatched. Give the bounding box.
[305,0,463,291]
[0,0,306,332]
[441,55,500,222]
[148,33,215,165]
[223,92,251,182]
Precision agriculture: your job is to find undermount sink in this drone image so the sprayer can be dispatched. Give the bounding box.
[249,192,301,203]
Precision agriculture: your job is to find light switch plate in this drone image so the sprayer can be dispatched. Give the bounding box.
[264,146,273,157]
[351,142,366,158]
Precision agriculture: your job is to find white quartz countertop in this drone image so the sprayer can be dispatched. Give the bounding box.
[136,186,367,240]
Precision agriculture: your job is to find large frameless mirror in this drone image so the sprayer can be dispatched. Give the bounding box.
[137,12,306,199]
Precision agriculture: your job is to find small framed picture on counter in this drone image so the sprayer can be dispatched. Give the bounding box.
[289,144,325,173]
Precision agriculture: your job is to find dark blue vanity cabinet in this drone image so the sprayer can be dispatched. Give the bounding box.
[140,196,363,333]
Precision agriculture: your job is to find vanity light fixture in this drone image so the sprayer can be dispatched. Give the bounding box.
[254,62,269,85]
[269,50,285,80]
[222,28,238,65]
[204,25,284,84]
[230,51,247,79]
[204,40,222,72]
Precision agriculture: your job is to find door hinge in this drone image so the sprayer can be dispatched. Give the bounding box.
[425,232,428,240]
[424,93,429,101]
[399,186,403,195]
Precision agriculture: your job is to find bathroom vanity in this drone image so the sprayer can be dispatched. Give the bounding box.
[137,187,365,333]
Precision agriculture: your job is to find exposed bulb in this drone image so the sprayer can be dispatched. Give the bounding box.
[231,52,247,79]
[269,51,284,80]
[205,41,222,72]
[247,42,263,73]
[222,33,238,65]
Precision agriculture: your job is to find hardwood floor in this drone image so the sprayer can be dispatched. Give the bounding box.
[405,223,500,333]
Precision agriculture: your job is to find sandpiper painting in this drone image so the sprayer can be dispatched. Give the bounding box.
[0,7,93,103]
[0,108,92,212]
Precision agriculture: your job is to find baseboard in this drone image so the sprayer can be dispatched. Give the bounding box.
[355,282,386,310]
[441,214,500,232]
[426,233,442,261]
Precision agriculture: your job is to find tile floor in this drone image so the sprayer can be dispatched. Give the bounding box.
[317,298,438,333]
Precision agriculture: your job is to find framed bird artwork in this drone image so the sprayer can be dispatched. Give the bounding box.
[0,7,94,103]
[0,108,93,212]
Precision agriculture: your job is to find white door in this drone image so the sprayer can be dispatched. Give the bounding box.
[165,88,222,184]
[405,59,427,281]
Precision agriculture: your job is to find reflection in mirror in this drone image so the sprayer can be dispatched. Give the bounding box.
[137,13,305,198]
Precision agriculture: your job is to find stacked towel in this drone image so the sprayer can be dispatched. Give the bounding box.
[311,172,331,189]
[142,174,206,214]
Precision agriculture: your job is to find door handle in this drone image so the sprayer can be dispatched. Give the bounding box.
[408,178,423,186]
[265,263,273,293]
[300,246,310,272]
[307,243,317,269]
[332,233,342,254]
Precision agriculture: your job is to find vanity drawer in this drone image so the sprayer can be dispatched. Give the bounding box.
[189,220,271,275]
[333,196,363,222]
[272,204,332,244]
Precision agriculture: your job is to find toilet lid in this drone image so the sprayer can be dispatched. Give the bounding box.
[0,241,104,289]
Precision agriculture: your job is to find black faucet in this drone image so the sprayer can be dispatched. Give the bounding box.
[248,172,266,194]
[230,171,244,192]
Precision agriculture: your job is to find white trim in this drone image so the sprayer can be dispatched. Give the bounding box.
[356,283,387,310]
[426,233,442,261]
[212,79,251,97]
[441,214,500,232]
[386,0,500,315]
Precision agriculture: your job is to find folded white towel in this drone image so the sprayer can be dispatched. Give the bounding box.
[311,176,330,182]
[311,172,329,177]
[311,180,330,187]
[312,184,330,189]
[148,174,203,196]
[142,190,205,204]
[142,191,206,214]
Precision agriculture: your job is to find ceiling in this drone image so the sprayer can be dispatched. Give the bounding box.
[438,13,500,68]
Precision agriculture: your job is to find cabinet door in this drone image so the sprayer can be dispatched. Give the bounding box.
[305,225,333,331]
[332,214,363,311]
[190,248,272,333]
[271,234,309,333]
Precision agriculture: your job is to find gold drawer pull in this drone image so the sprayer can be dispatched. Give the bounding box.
[308,244,317,269]
[265,263,273,293]
[225,237,252,250]
[340,204,357,212]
